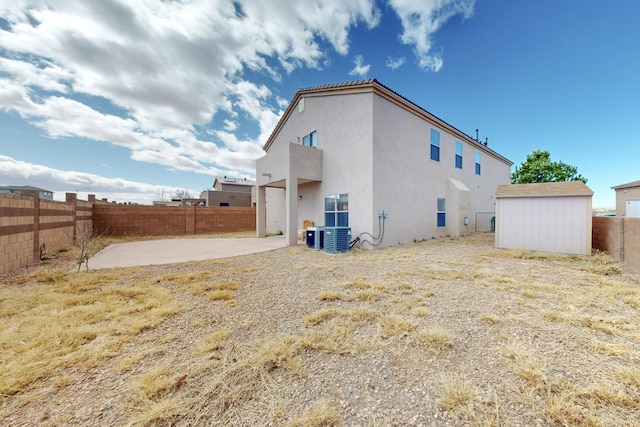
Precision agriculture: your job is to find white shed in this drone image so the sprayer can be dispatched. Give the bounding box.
[495,181,593,255]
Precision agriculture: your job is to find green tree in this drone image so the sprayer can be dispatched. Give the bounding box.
[511,150,587,184]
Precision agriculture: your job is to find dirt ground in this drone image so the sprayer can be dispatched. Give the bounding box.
[1,233,640,426]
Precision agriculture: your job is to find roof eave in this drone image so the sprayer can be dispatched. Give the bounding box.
[262,79,513,166]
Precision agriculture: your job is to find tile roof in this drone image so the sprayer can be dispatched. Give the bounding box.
[496,181,593,198]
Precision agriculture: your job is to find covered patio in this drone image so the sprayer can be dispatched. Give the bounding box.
[256,142,323,245]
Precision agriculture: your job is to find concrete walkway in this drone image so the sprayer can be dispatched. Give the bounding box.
[90,236,288,269]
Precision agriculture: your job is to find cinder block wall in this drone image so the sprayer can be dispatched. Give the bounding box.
[0,191,82,274]
[592,217,624,260]
[0,194,35,273]
[93,205,256,236]
[623,218,640,273]
[592,216,640,274]
[2,193,256,275]
[38,198,74,256]
[195,207,256,233]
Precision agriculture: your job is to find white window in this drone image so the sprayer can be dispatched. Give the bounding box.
[325,194,348,226]
[302,130,317,147]
[437,198,446,227]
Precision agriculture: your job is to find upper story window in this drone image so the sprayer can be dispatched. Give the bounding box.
[302,130,317,147]
[298,98,305,113]
[455,141,462,169]
[325,194,349,226]
[430,129,440,161]
[475,152,481,175]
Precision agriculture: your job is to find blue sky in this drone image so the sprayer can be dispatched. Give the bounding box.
[1,0,638,207]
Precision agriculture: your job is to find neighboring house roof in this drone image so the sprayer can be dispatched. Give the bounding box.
[496,181,593,198]
[611,180,640,190]
[0,185,52,192]
[213,177,256,188]
[263,78,512,166]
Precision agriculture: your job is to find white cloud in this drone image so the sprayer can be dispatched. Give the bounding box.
[0,0,384,181]
[388,0,475,71]
[386,56,406,70]
[0,155,193,205]
[223,120,238,132]
[349,54,370,77]
[0,0,475,194]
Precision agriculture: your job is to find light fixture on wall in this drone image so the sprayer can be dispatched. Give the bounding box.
[299,195,303,200]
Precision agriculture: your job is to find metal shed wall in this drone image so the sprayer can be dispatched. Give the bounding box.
[495,192,592,255]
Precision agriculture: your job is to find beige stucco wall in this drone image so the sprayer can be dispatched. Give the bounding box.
[257,92,373,243]
[201,190,252,207]
[371,94,509,244]
[265,187,285,234]
[258,86,511,247]
[496,195,592,255]
[615,186,640,216]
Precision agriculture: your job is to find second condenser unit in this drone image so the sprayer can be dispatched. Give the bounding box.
[306,226,325,250]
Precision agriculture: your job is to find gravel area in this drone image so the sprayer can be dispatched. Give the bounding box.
[2,233,640,426]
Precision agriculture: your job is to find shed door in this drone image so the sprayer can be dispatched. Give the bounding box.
[627,199,640,218]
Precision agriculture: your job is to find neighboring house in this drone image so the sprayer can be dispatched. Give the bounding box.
[152,198,205,206]
[213,177,255,193]
[0,185,54,200]
[612,180,640,217]
[256,79,513,247]
[495,181,593,255]
[200,177,256,207]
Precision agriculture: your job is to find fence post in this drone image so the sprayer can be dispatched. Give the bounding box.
[185,206,196,235]
[66,193,77,244]
[22,190,41,264]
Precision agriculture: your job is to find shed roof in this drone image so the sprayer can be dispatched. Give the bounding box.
[611,180,640,190]
[496,181,593,198]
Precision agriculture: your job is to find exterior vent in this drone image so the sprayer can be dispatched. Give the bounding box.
[324,227,351,253]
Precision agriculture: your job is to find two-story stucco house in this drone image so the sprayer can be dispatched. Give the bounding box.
[256,79,513,248]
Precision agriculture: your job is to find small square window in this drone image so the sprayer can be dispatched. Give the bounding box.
[302,130,317,147]
[324,195,336,211]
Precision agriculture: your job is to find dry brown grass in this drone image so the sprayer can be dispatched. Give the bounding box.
[438,376,479,415]
[0,268,182,396]
[287,400,342,427]
[413,328,454,352]
[2,233,640,426]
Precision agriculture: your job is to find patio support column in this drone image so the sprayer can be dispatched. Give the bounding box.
[256,185,266,238]
[285,176,298,246]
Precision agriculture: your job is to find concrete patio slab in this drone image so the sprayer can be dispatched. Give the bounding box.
[90,236,288,269]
